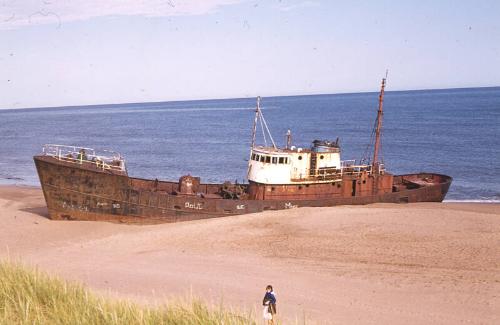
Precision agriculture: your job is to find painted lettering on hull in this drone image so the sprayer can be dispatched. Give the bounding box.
[185,202,203,210]
[62,201,89,212]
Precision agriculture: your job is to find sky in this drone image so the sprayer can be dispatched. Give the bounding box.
[1,0,499,109]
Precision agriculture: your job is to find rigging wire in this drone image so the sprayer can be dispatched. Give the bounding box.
[260,111,277,149]
[361,118,378,164]
[258,109,268,147]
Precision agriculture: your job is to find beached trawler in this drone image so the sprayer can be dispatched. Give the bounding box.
[34,78,452,223]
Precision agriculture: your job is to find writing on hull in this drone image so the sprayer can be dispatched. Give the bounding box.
[185,201,203,210]
[285,202,298,209]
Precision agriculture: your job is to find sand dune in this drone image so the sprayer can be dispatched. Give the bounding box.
[0,185,499,324]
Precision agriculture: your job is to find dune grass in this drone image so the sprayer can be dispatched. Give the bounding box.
[0,261,256,324]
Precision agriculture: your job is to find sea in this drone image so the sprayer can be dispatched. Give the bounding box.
[1,87,499,202]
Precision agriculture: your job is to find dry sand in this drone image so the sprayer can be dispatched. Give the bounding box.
[0,185,499,324]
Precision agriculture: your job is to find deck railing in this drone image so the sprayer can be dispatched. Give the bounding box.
[341,160,385,175]
[291,167,343,182]
[42,144,127,173]
[290,160,386,182]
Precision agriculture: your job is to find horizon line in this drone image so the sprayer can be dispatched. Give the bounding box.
[2,85,499,111]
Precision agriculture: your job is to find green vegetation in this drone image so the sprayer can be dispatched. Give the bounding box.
[0,261,255,324]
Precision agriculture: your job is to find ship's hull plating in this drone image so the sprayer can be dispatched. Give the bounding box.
[34,156,452,224]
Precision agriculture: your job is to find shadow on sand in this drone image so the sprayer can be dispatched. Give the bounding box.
[20,206,49,219]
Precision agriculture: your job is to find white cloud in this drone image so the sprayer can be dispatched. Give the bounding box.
[277,0,319,12]
[0,0,242,29]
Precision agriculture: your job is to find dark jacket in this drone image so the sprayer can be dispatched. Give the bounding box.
[263,292,277,314]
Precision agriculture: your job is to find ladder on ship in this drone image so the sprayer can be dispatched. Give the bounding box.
[309,153,317,176]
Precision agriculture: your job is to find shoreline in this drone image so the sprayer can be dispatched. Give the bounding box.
[1,185,499,324]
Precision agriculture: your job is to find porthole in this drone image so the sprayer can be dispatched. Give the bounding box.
[298,156,303,160]
[320,155,324,159]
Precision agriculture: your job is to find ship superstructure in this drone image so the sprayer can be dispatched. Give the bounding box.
[246,78,392,201]
[248,140,342,185]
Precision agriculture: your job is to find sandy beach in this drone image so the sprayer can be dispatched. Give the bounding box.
[0,185,499,324]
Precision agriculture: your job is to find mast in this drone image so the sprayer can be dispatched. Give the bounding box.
[250,96,277,149]
[250,96,260,149]
[372,72,387,171]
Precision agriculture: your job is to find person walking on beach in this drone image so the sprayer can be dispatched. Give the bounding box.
[262,285,276,324]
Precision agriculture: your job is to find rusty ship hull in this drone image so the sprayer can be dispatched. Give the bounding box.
[34,155,452,224]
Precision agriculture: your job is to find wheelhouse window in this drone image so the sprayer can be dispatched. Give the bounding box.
[254,154,289,164]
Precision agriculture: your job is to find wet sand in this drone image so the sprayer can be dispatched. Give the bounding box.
[0,185,499,324]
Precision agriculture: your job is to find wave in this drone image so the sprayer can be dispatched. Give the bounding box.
[12,105,279,117]
[443,199,500,203]
[0,174,24,181]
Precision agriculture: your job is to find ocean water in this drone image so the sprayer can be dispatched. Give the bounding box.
[1,87,499,202]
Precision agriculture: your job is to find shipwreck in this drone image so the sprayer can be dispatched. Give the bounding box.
[34,77,452,223]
